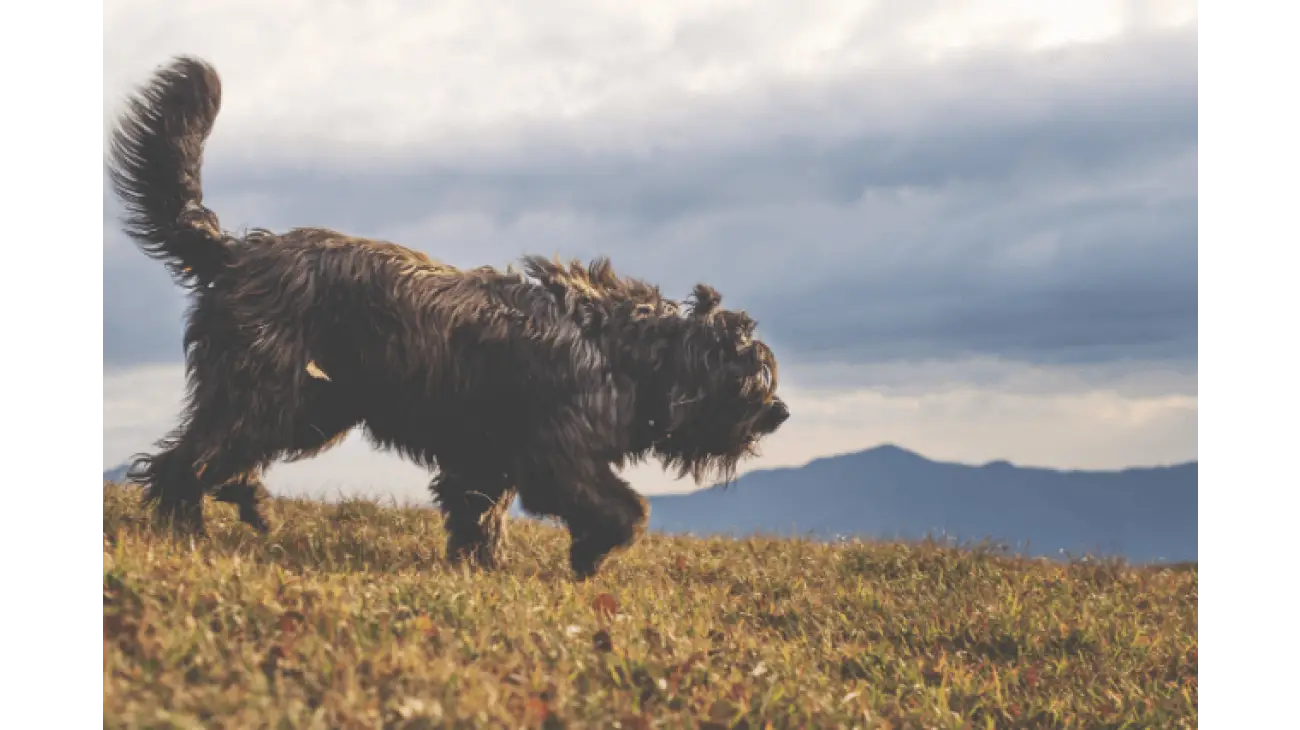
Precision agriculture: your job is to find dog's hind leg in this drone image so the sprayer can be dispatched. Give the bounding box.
[210,390,358,532]
[132,422,265,536]
[135,363,357,534]
[210,473,274,533]
[129,439,209,534]
[431,466,516,569]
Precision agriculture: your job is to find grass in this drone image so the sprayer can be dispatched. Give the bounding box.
[103,483,1197,729]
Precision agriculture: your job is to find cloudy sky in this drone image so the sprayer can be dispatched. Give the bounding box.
[103,0,1197,500]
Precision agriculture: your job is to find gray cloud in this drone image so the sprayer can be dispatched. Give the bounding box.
[185,28,1194,224]
[104,229,187,368]
[103,25,1195,378]
[768,278,1196,366]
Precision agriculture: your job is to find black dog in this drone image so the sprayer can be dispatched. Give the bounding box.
[106,56,789,578]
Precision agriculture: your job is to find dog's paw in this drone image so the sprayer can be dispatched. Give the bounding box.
[568,532,613,581]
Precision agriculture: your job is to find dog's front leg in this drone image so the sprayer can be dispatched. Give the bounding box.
[563,466,650,580]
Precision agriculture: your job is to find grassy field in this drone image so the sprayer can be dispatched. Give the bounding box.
[103,483,1197,729]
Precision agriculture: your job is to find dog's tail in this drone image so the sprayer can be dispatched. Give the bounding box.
[107,56,229,290]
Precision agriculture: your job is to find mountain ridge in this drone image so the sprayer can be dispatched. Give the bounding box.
[647,444,1197,564]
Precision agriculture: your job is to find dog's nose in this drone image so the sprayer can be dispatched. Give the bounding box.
[768,398,790,427]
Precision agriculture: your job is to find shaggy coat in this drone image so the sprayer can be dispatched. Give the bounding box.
[107,56,788,578]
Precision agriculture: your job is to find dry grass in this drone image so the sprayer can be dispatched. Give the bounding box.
[103,483,1196,729]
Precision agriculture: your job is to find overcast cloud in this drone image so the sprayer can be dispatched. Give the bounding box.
[103,1,1197,497]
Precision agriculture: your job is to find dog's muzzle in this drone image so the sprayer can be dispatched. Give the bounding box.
[760,398,790,432]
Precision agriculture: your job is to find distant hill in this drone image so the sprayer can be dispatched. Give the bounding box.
[645,445,1197,564]
[104,444,1198,563]
[103,464,130,482]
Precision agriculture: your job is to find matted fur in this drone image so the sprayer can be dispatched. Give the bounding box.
[106,56,789,578]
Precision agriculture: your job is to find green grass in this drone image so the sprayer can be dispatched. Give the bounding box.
[103,483,1196,729]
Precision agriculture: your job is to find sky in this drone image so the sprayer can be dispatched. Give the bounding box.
[103,0,1198,500]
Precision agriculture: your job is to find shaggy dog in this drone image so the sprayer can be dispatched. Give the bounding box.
[106,56,789,578]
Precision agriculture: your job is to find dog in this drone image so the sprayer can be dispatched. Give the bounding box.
[106,56,789,578]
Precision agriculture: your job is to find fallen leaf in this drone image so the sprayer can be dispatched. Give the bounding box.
[305,360,332,381]
[524,697,550,722]
[1024,664,1041,687]
[592,593,619,622]
[278,610,305,634]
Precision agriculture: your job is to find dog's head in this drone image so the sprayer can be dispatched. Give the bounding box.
[522,256,789,484]
[647,283,789,484]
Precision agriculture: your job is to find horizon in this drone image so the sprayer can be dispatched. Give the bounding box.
[103,440,1199,499]
[103,1,1197,501]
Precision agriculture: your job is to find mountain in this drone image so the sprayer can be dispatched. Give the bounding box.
[103,464,131,482]
[644,445,1197,564]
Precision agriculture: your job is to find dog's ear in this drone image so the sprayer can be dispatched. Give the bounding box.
[688,284,722,318]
